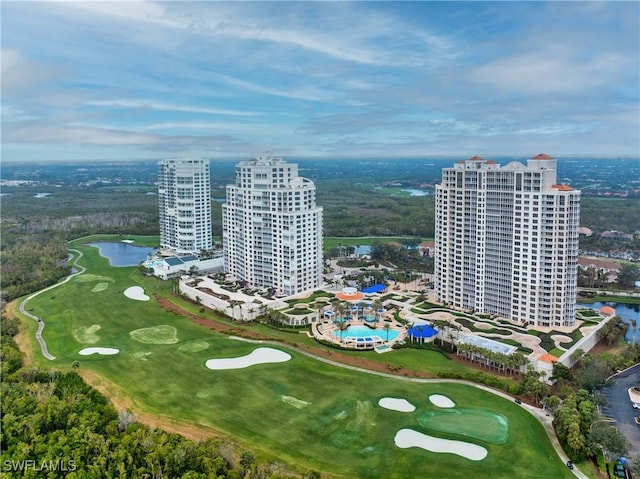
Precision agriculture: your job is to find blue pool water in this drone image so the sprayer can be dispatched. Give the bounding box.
[87,242,156,267]
[333,325,399,341]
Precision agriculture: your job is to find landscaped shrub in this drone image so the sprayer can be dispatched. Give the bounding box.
[437,370,520,395]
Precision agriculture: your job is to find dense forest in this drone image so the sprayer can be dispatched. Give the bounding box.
[1,181,639,303]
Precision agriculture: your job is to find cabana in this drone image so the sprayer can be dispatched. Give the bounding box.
[362,284,386,294]
[407,325,438,344]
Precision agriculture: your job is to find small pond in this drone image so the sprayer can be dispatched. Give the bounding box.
[87,242,156,267]
[577,301,640,343]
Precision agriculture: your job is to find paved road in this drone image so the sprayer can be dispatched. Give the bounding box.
[602,364,640,459]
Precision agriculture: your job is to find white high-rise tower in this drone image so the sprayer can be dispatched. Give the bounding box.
[158,159,212,254]
[435,154,580,327]
[222,156,323,296]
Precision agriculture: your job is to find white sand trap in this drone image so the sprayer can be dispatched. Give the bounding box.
[394,429,487,461]
[78,347,119,356]
[205,347,291,370]
[121,239,134,243]
[282,395,310,409]
[379,397,416,412]
[124,286,150,301]
[429,394,456,408]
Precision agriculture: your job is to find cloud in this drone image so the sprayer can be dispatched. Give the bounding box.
[1,1,638,161]
[1,49,65,96]
[470,49,628,95]
[85,99,260,117]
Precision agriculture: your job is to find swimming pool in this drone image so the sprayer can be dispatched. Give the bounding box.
[333,325,399,342]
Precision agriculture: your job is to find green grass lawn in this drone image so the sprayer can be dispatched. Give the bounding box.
[19,238,575,479]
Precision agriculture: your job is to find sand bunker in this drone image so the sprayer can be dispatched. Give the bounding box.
[78,347,119,356]
[205,347,291,370]
[73,324,101,344]
[124,286,150,301]
[394,428,487,461]
[121,239,134,243]
[429,394,456,408]
[379,397,416,412]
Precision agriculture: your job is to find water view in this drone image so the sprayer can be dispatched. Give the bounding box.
[401,188,430,196]
[577,301,640,343]
[88,242,156,267]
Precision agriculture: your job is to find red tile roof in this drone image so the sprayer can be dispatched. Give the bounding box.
[577,257,621,271]
[552,184,574,191]
[485,160,497,164]
[531,153,554,160]
[469,155,483,161]
[599,306,616,316]
[538,353,559,363]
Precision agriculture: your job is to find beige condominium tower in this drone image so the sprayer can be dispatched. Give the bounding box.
[158,158,212,254]
[435,154,580,327]
[222,156,323,296]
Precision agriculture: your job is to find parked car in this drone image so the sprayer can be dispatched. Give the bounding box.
[566,461,574,470]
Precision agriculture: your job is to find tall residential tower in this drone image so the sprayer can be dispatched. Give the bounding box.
[222,156,323,296]
[158,159,212,254]
[435,154,580,327]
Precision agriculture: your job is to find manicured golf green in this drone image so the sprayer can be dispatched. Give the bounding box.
[19,237,575,479]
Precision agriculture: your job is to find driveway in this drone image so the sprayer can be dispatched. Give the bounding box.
[601,364,640,459]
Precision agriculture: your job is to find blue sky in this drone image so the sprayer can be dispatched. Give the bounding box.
[2,1,639,162]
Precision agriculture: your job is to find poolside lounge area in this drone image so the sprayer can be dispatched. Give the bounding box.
[313,317,406,350]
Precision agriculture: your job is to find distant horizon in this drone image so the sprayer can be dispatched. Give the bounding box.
[2,154,640,167]
[2,2,638,163]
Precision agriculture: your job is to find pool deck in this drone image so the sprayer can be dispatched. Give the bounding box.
[313,317,406,350]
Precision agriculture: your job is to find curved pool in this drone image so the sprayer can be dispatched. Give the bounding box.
[332,325,399,342]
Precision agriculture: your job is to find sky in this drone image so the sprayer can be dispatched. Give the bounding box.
[2,1,639,163]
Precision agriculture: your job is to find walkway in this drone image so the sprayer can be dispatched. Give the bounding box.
[18,248,86,361]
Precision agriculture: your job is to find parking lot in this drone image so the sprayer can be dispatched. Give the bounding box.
[601,363,640,459]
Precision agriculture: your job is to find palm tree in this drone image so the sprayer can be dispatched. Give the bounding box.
[631,319,637,348]
[337,320,349,343]
[373,300,383,321]
[383,323,392,342]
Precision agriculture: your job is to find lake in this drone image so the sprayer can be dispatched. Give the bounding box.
[577,301,640,343]
[401,188,430,196]
[87,242,156,267]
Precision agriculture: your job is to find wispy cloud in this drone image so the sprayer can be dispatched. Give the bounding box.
[1,1,638,162]
[85,99,260,117]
